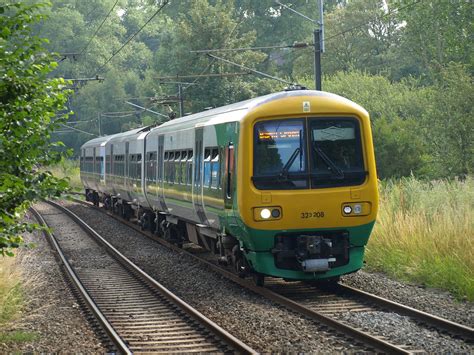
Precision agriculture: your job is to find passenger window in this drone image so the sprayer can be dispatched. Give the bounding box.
[180,151,187,185]
[164,152,169,182]
[210,149,220,189]
[136,154,142,180]
[169,152,175,183]
[203,149,211,188]
[187,150,193,185]
[174,151,181,184]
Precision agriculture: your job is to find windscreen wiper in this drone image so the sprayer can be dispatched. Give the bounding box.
[313,146,344,179]
[279,147,301,179]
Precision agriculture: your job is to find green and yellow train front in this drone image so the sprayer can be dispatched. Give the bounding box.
[227,93,379,280]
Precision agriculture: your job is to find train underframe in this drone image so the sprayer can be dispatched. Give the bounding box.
[84,188,359,286]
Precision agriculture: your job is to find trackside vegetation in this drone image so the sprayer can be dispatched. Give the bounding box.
[0,255,39,345]
[0,257,22,324]
[0,0,472,319]
[0,3,71,256]
[366,177,474,301]
[48,158,81,191]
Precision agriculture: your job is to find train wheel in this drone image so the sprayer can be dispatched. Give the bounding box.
[104,196,111,210]
[252,273,265,287]
[231,245,247,278]
[93,192,99,206]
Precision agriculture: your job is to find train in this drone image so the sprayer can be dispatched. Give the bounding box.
[80,89,379,285]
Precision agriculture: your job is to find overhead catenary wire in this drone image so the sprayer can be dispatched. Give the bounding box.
[190,43,310,53]
[65,120,97,124]
[100,110,141,116]
[184,16,245,89]
[100,113,139,118]
[95,0,169,75]
[79,0,120,56]
[193,0,422,57]
[206,53,292,85]
[60,124,97,136]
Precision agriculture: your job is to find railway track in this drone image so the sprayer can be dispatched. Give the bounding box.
[32,201,256,354]
[70,197,474,353]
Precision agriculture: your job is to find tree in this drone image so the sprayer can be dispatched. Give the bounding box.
[319,71,430,178]
[421,63,474,178]
[153,0,271,113]
[394,0,473,81]
[292,0,402,79]
[0,2,71,256]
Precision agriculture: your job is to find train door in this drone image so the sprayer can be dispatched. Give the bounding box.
[157,135,167,211]
[193,128,207,224]
[110,144,114,190]
[93,147,97,188]
[224,142,235,209]
[99,145,105,184]
[125,141,130,199]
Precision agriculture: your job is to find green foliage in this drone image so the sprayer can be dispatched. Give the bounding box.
[320,71,428,178]
[24,0,472,181]
[0,2,71,255]
[308,69,473,179]
[0,256,23,324]
[48,158,81,191]
[153,0,273,113]
[394,0,473,80]
[0,331,39,344]
[421,63,474,177]
[366,177,474,301]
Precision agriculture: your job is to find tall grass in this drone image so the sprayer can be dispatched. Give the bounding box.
[0,254,39,345]
[366,177,474,301]
[48,158,81,191]
[0,257,23,324]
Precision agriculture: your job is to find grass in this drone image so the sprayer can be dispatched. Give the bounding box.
[365,176,474,301]
[0,256,23,324]
[0,255,39,346]
[0,330,38,344]
[48,158,82,191]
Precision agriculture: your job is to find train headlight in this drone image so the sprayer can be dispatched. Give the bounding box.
[341,202,371,216]
[254,206,282,221]
[271,208,281,218]
[260,208,271,219]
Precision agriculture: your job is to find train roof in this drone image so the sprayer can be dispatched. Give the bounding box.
[81,126,155,149]
[151,90,362,133]
[106,125,155,143]
[80,90,366,147]
[80,134,115,150]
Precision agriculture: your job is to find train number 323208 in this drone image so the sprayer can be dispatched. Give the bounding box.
[300,211,325,219]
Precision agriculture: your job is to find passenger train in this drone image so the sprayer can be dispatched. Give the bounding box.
[80,89,379,285]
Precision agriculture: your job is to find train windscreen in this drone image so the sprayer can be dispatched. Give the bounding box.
[253,117,366,190]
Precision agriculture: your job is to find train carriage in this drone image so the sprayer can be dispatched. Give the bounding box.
[81,89,378,285]
[80,135,111,204]
[105,127,152,214]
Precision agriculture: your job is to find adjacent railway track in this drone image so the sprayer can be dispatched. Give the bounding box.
[32,201,256,354]
[69,197,474,353]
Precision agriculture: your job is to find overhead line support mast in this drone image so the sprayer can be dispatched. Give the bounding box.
[277,0,325,90]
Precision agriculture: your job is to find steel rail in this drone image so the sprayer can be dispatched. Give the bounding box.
[71,198,414,353]
[75,197,474,349]
[29,207,131,355]
[47,200,257,355]
[338,284,474,341]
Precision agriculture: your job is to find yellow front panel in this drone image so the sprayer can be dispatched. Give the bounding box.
[237,94,379,230]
